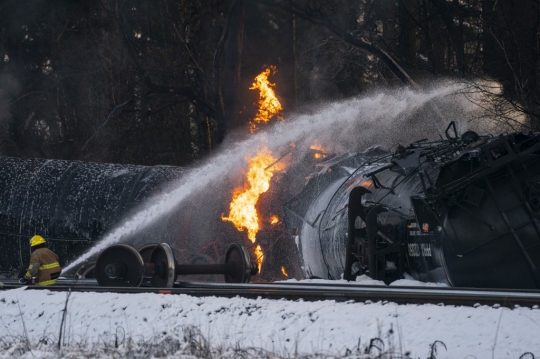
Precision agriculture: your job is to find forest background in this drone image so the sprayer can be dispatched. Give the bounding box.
[0,0,539,166]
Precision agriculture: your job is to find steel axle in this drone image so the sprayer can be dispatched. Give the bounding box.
[95,242,258,287]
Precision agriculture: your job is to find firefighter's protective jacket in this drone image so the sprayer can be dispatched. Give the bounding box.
[24,247,61,286]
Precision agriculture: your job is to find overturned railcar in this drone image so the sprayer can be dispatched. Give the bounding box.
[284,124,540,289]
[0,157,186,277]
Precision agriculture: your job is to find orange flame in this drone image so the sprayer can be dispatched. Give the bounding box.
[360,180,372,187]
[222,147,282,242]
[249,66,283,132]
[255,244,265,273]
[223,66,285,276]
[309,143,325,151]
[310,141,327,159]
[270,215,279,225]
[281,266,289,277]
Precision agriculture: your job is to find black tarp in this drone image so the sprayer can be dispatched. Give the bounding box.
[0,156,186,277]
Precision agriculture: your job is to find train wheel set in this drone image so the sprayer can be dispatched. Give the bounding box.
[94,242,258,287]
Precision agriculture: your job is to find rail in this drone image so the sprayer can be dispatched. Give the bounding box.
[1,279,539,308]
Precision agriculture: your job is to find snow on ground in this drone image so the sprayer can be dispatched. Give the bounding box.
[1,278,539,359]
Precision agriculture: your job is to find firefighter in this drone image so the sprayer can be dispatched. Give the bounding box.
[19,235,61,286]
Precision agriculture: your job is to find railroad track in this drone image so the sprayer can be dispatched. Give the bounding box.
[1,278,540,308]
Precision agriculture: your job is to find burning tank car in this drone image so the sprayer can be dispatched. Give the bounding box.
[284,123,540,289]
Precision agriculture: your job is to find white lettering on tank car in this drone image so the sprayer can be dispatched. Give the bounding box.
[408,243,432,257]
[409,230,430,236]
[408,243,420,257]
[421,243,432,257]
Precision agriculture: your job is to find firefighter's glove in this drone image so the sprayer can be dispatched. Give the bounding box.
[19,278,28,284]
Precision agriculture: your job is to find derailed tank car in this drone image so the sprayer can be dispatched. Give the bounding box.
[284,123,540,289]
[0,157,186,277]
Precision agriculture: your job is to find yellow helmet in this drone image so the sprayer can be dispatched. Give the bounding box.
[30,235,46,247]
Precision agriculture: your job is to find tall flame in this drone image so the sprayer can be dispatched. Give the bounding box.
[223,65,286,275]
[249,66,283,132]
[222,147,281,242]
[254,244,265,274]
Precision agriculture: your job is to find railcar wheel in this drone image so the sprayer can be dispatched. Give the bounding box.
[223,243,256,283]
[149,243,176,288]
[95,244,144,287]
[138,243,159,263]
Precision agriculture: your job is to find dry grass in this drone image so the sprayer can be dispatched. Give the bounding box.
[0,323,451,359]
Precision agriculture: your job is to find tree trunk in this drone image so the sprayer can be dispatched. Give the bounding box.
[222,0,246,131]
[397,0,417,66]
